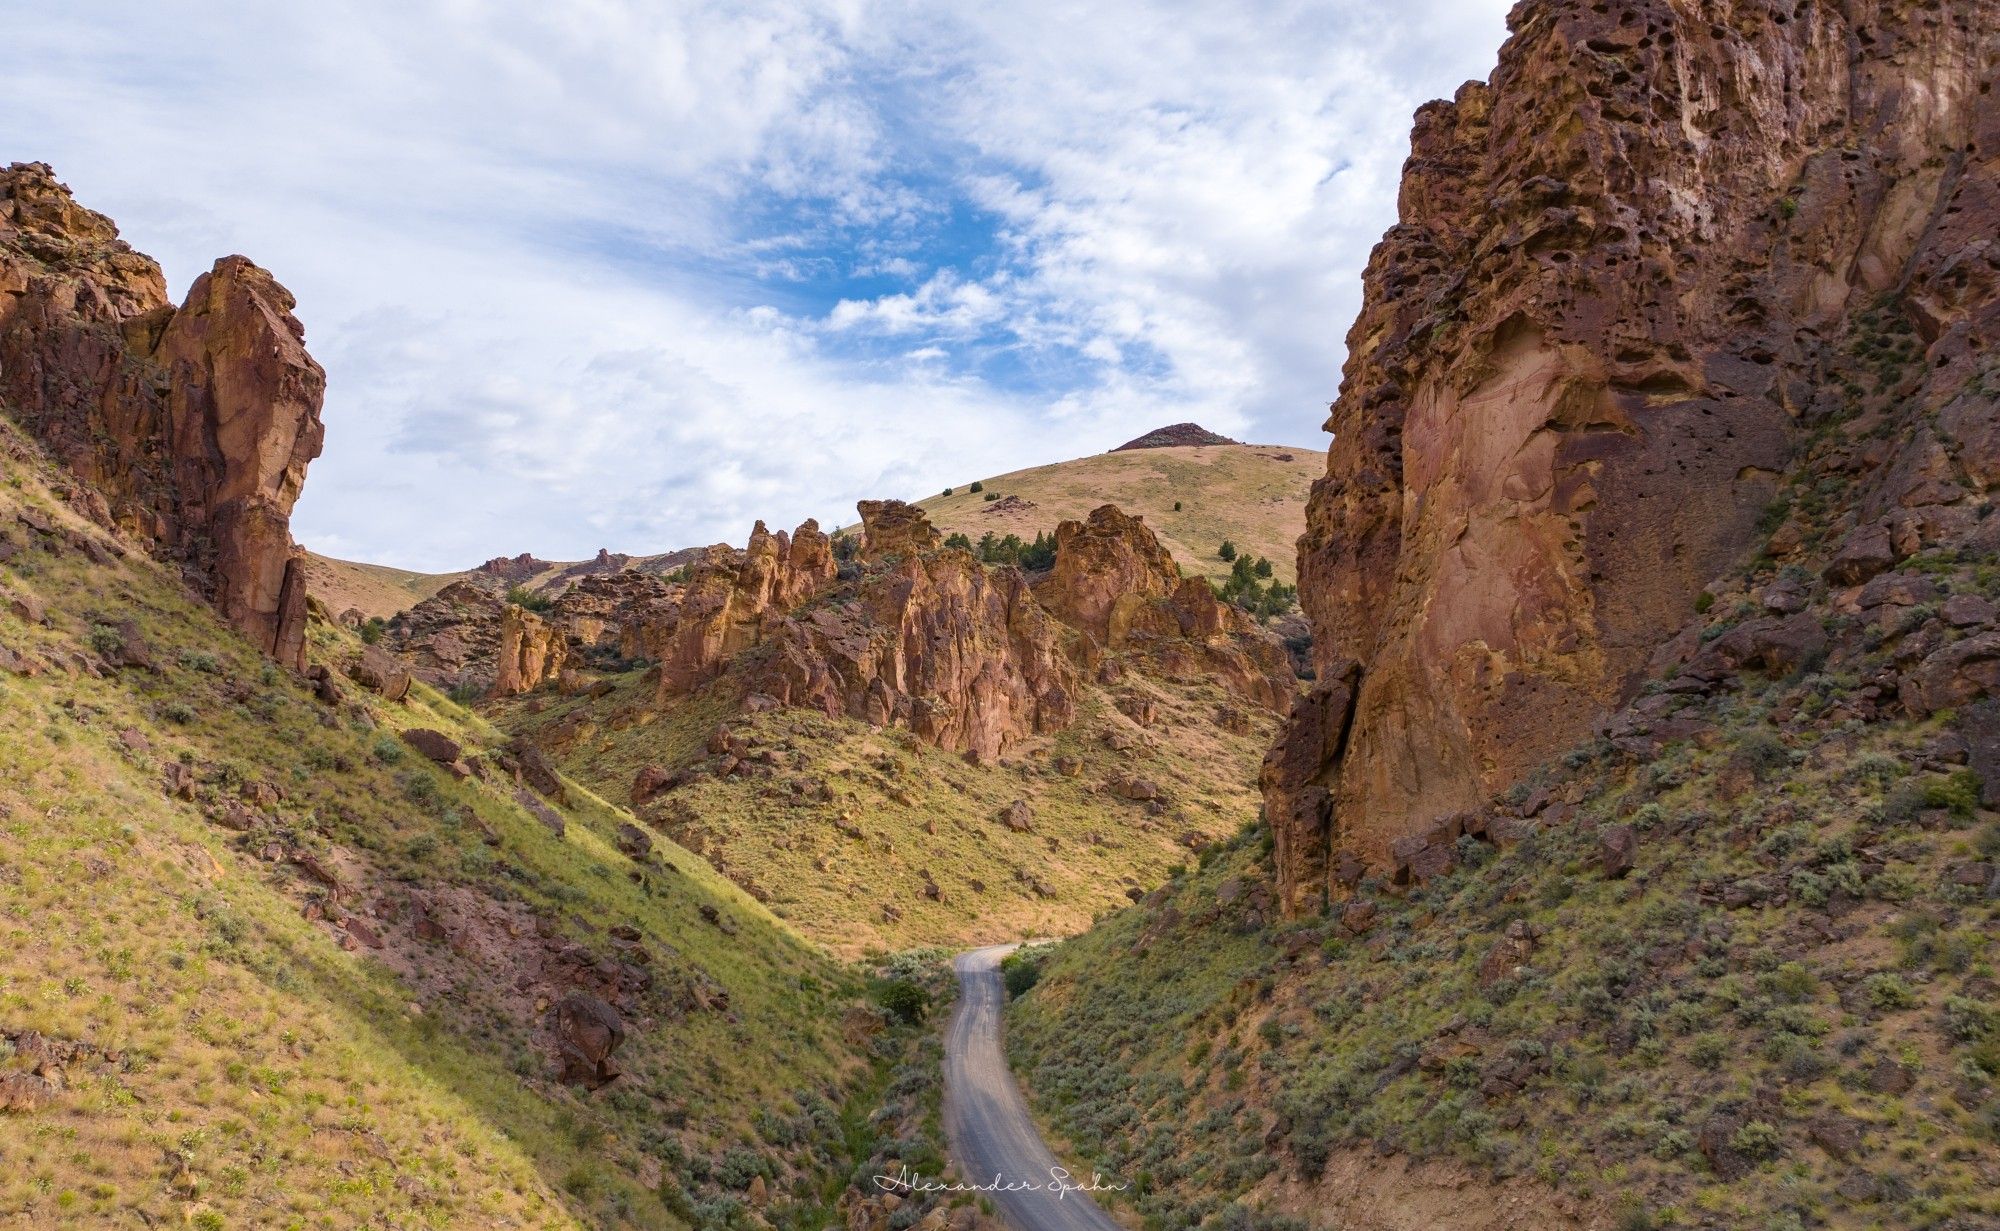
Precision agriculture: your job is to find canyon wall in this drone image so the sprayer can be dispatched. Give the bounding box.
[1270,0,1998,913]
[0,163,325,668]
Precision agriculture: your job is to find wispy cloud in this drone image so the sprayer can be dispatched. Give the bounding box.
[0,0,1510,571]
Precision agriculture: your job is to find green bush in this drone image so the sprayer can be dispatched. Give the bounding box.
[1218,540,1237,561]
[1924,770,1983,818]
[505,584,552,613]
[969,480,983,492]
[1001,949,1045,999]
[1866,974,1915,1011]
[1729,1120,1781,1161]
[874,978,931,1025]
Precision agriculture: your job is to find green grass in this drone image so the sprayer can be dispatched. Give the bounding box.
[495,669,1276,955]
[0,431,880,1227]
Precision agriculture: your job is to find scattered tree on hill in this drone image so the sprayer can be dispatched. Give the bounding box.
[942,487,954,496]
[1215,554,1297,619]
[969,480,984,492]
[359,617,387,645]
[973,530,1057,570]
[1173,501,1183,511]
[944,532,973,551]
[983,491,1000,502]
[505,584,553,613]
[1217,540,1237,561]
[1253,556,1273,578]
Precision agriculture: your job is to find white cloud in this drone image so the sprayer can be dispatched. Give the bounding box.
[0,0,1511,571]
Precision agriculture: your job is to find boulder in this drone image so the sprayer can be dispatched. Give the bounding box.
[552,993,626,1089]
[399,728,461,764]
[1599,824,1638,879]
[615,823,653,861]
[347,645,411,701]
[998,800,1034,832]
[1825,523,1899,586]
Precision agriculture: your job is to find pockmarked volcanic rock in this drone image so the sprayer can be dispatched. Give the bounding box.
[1037,504,1293,710]
[0,163,325,669]
[493,604,569,696]
[1269,0,2000,914]
[754,537,1080,762]
[855,499,940,560]
[628,519,838,698]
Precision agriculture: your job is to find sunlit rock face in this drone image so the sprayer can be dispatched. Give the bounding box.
[1,162,325,668]
[1270,0,2000,914]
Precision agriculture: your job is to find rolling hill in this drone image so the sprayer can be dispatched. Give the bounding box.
[305,434,1323,621]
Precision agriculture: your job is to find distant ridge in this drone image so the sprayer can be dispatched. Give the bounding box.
[1111,422,1239,451]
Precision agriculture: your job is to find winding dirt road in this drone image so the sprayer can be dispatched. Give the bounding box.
[942,944,1124,1231]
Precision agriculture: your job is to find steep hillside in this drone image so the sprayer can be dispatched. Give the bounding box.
[855,441,1323,586]
[0,165,993,1231]
[1016,1,2000,1228]
[0,419,883,1228]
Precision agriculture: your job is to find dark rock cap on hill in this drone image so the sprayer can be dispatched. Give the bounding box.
[1111,422,1241,451]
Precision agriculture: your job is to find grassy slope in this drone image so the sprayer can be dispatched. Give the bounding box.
[869,444,1323,586]
[496,667,1276,958]
[1010,634,2000,1229]
[299,552,456,620]
[1013,703,2000,1230]
[0,428,872,1228]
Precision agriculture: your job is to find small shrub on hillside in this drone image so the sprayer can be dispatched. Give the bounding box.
[87,623,122,657]
[1729,1120,1782,1161]
[1924,770,1983,819]
[177,649,220,674]
[1001,948,1046,999]
[359,617,387,644]
[160,701,197,725]
[372,733,405,765]
[1943,996,1995,1043]
[1867,974,1916,1010]
[873,979,931,1025]
[969,481,983,492]
[1217,540,1237,561]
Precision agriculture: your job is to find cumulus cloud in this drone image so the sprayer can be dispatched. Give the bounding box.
[0,0,1510,570]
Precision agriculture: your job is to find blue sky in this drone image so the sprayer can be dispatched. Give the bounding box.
[1,0,1513,571]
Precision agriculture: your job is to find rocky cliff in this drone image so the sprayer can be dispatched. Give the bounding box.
[0,163,325,669]
[1270,0,1999,913]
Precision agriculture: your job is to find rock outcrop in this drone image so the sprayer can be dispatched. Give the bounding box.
[0,163,325,669]
[754,543,1079,761]
[855,499,939,560]
[1111,422,1240,451]
[385,580,506,691]
[631,519,837,697]
[1038,504,1292,710]
[493,604,569,696]
[1270,0,1999,914]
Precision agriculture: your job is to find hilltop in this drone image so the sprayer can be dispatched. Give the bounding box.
[886,441,1323,586]
[308,435,1322,622]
